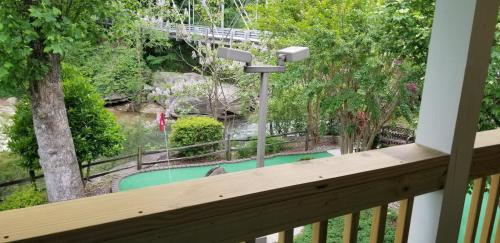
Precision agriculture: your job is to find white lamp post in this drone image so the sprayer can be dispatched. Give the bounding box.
[217,46,310,167]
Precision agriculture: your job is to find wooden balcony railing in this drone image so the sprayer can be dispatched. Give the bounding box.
[0,129,498,243]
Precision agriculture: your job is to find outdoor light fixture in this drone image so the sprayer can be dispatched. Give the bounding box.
[217,46,310,168]
[276,46,310,63]
[216,47,253,66]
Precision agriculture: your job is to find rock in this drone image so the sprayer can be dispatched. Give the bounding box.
[6,97,17,105]
[205,166,226,177]
[103,94,130,106]
[139,103,164,115]
[0,97,17,152]
[150,72,245,119]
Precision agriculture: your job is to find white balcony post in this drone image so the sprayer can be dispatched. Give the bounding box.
[408,0,499,242]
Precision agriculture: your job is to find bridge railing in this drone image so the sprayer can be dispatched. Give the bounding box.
[149,20,263,43]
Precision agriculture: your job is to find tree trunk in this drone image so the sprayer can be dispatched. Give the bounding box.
[29,54,84,202]
[306,97,321,149]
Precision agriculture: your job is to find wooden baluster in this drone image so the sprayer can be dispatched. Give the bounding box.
[464,177,486,243]
[394,198,414,243]
[494,213,500,243]
[343,212,360,243]
[370,205,388,243]
[278,229,293,243]
[479,174,500,243]
[312,221,328,243]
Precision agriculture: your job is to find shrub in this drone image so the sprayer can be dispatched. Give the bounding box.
[237,137,286,158]
[169,116,224,156]
[0,186,47,211]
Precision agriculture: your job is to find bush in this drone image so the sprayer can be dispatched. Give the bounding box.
[0,186,47,211]
[237,137,286,158]
[169,116,224,156]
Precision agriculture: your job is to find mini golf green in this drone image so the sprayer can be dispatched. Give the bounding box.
[119,152,333,191]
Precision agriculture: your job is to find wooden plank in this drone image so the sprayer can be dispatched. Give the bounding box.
[0,130,497,243]
[464,177,486,243]
[343,212,360,243]
[369,205,388,243]
[394,198,414,243]
[277,229,293,243]
[479,174,500,243]
[84,153,137,167]
[311,221,328,243]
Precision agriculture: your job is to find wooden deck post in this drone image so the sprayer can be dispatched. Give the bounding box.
[395,199,414,243]
[225,134,231,161]
[137,147,143,170]
[277,229,293,243]
[479,174,500,243]
[343,212,360,243]
[312,221,328,243]
[370,205,388,243]
[408,0,500,242]
[463,177,486,243]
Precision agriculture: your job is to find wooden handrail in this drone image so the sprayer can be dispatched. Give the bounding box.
[0,129,498,242]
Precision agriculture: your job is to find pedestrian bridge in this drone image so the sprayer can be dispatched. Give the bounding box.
[150,21,264,44]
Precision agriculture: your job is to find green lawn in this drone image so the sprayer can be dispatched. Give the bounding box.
[295,209,398,243]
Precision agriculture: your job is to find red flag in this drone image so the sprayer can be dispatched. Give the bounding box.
[159,112,166,132]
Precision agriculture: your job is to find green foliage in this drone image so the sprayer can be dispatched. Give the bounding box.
[0,186,47,211]
[6,67,124,170]
[169,116,224,156]
[5,100,40,170]
[0,153,26,185]
[479,15,500,131]
[295,209,398,243]
[237,137,286,158]
[268,82,307,134]
[374,0,434,65]
[0,0,137,89]
[145,41,197,72]
[255,0,424,151]
[65,44,151,100]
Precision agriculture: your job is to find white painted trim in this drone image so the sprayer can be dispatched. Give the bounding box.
[408,0,500,242]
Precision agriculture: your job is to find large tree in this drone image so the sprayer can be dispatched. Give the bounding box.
[255,0,426,154]
[0,0,135,202]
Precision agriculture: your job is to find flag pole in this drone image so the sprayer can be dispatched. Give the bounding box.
[159,112,172,182]
[163,127,172,182]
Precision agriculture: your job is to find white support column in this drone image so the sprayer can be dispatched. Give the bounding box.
[408,0,499,243]
[256,73,269,168]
